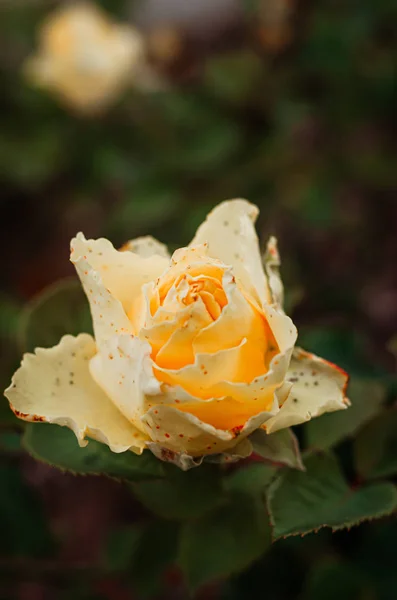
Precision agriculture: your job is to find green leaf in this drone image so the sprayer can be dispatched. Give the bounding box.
[250,428,304,470]
[224,463,277,497]
[129,520,180,597]
[131,464,224,520]
[354,408,397,480]
[305,378,386,450]
[105,520,180,596]
[18,278,92,353]
[23,423,164,480]
[179,494,271,589]
[267,453,397,539]
[104,526,143,573]
[0,431,21,452]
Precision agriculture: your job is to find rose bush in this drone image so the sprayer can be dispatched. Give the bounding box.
[24,2,147,112]
[5,200,350,468]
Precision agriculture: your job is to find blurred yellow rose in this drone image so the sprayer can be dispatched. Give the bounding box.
[5,200,349,466]
[24,2,147,112]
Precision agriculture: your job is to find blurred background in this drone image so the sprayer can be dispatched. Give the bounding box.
[1,0,396,598]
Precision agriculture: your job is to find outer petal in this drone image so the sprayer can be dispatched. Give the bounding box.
[147,437,254,470]
[71,233,169,313]
[70,233,168,343]
[120,236,170,259]
[71,240,133,346]
[263,236,284,309]
[141,404,238,456]
[89,334,161,434]
[265,347,350,433]
[4,334,147,454]
[190,199,270,306]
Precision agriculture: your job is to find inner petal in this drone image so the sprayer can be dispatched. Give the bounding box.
[155,298,212,370]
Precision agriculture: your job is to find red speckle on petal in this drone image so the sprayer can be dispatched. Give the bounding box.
[231,425,243,437]
[165,433,170,438]
[179,434,184,438]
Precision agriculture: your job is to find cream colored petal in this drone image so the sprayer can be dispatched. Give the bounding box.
[146,443,204,469]
[263,236,284,309]
[71,232,168,313]
[265,347,350,433]
[89,334,161,434]
[147,437,254,470]
[4,334,147,454]
[190,199,270,306]
[205,438,254,464]
[263,304,297,353]
[70,243,133,347]
[141,404,238,456]
[120,236,170,259]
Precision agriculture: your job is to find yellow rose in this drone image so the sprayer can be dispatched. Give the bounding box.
[24,2,147,112]
[5,200,349,467]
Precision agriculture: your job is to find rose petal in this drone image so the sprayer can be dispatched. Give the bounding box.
[141,404,238,456]
[155,299,212,369]
[120,235,170,259]
[263,236,284,309]
[174,394,278,432]
[190,199,270,306]
[195,344,294,405]
[192,270,265,354]
[71,240,133,346]
[71,232,168,313]
[89,334,161,434]
[262,304,297,353]
[265,347,350,433]
[146,443,205,469]
[139,281,212,361]
[4,334,147,454]
[147,437,254,470]
[29,3,146,112]
[70,233,169,343]
[205,438,254,464]
[154,340,251,397]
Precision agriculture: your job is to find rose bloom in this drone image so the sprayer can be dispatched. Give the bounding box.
[24,2,147,112]
[5,200,349,467]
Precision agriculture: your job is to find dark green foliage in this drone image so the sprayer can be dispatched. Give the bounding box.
[23,423,165,480]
